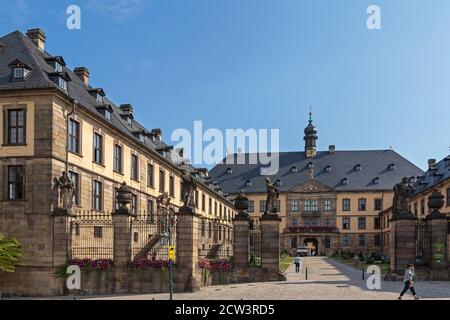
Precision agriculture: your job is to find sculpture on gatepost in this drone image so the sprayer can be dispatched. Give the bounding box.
[52,171,76,215]
[234,190,250,221]
[392,177,415,219]
[115,182,133,215]
[181,168,198,208]
[264,178,280,214]
[157,192,171,215]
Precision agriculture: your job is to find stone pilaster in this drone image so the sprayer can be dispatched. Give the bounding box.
[261,213,281,281]
[389,216,415,273]
[428,212,448,279]
[174,206,201,292]
[233,211,250,268]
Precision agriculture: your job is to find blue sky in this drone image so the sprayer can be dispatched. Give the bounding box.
[1,0,450,170]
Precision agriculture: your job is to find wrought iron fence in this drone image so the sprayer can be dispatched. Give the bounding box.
[198,219,234,260]
[70,209,114,260]
[249,222,261,267]
[131,211,176,262]
[415,219,430,266]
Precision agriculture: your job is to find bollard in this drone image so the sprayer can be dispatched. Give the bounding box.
[362,267,365,280]
[305,267,308,280]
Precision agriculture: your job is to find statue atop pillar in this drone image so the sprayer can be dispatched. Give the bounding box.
[392,177,415,219]
[265,178,280,214]
[181,168,198,208]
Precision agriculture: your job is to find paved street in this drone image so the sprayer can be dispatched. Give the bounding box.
[78,257,450,300]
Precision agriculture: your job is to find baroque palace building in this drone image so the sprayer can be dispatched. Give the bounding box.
[210,114,424,256]
[0,28,235,289]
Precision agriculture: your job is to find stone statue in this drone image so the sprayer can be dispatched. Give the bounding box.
[181,168,197,208]
[392,177,415,216]
[156,192,171,214]
[58,171,75,210]
[265,178,280,214]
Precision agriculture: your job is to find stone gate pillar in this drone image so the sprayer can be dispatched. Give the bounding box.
[427,190,448,280]
[175,206,201,292]
[261,213,281,281]
[112,182,133,294]
[233,191,250,268]
[389,215,416,273]
[52,211,74,267]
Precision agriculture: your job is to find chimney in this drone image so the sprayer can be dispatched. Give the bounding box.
[74,67,90,85]
[151,128,162,142]
[428,159,437,170]
[26,28,46,51]
[119,104,133,115]
[329,145,336,154]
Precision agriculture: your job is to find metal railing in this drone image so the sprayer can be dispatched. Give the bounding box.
[249,223,261,267]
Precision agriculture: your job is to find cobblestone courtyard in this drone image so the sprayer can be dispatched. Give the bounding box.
[80,257,450,300]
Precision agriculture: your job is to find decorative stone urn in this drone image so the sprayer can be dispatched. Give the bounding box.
[234,190,250,221]
[427,189,446,220]
[114,182,133,216]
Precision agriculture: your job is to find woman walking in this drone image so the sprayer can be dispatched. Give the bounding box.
[398,264,421,300]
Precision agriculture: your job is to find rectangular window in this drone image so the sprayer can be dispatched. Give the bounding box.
[58,78,67,91]
[342,199,351,211]
[208,198,212,214]
[325,236,331,249]
[342,235,349,247]
[6,109,25,145]
[374,234,381,247]
[13,68,24,79]
[202,193,206,211]
[358,217,366,230]
[374,217,381,230]
[291,218,298,226]
[358,198,367,211]
[68,171,80,205]
[94,226,103,238]
[113,145,123,173]
[147,163,154,188]
[133,232,139,242]
[131,154,139,181]
[304,200,318,211]
[7,165,24,200]
[169,176,175,197]
[324,199,332,211]
[447,188,450,207]
[421,199,425,216]
[359,235,366,246]
[248,200,254,213]
[195,191,199,209]
[69,119,80,154]
[260,200,267,213]
[131,194,137,214]
[291,237,298,249]
[93,133,103,164]
[374,198,383,211]
[291,200,299,212]
[324,218,331,227]
[92,180,103,211]
[214,201,218,216]
[342,217,350,230]
[159,169,165,193]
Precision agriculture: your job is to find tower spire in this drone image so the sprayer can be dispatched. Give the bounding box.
[304,107,318,158]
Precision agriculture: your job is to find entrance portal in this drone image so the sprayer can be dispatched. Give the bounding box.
[304,238,318,256]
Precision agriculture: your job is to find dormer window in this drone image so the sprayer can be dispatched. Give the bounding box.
[307,162,314,169]
[373,177,380,185]
[58,77,67,91]
[341,178,349,185]
[355,164,362,171]
[276,179,282,186]
[388,163,396,171]
[246,180,252,187]
[226,168,233,174]
[290,166,298,173]
[89,88,105,104]
[409,176,417,184]
[139,134,145,143]
[55,61,63,72]
[96,105,113,121]
[48,72,71,92]
[104,109,111,121]
[45,56,66,72]
[325,165,332,172]
[9,59,32,80]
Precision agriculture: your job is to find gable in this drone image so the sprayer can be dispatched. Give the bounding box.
[289,179,334,193]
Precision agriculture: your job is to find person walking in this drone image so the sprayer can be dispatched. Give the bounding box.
[294,254,302,273]
[398,264,421,300]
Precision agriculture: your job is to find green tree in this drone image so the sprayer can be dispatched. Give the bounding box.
[0,233,25,272]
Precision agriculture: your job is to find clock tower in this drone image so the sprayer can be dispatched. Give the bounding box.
[304,111,318,158]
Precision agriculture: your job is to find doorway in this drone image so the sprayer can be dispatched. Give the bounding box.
[304,238,318,256]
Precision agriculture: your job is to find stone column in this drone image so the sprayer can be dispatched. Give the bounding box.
[174,206,201,292]
[261,213,281,281]
[234,212,250,268]
[52,210,74,267]
[426,190,448,280]
[389,216,416,273]
[112,182,133,294]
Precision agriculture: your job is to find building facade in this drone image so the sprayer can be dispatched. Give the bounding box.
[0,29,235,295]
[210,114,423,256]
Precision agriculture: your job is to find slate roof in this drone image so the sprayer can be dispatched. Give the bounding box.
[209,150,424,194]
[0,30,226,201]
[412,156,450,196]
